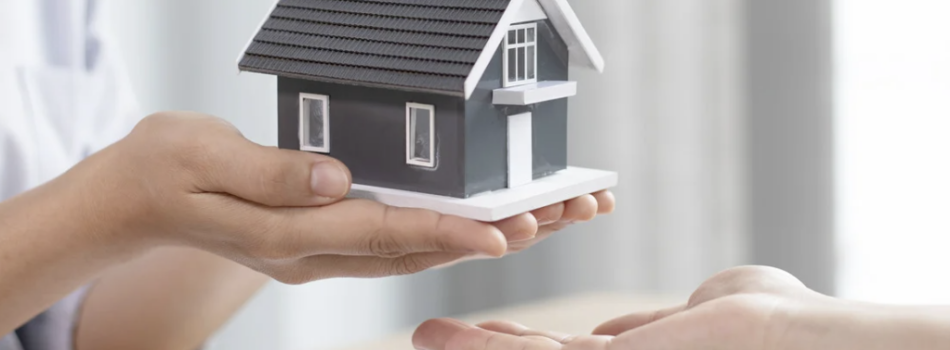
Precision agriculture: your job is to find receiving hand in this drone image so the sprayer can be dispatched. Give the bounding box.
[69,112,612,284]
[413,266,829,350]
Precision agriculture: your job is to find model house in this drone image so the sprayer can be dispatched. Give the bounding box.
[239,0,616,221]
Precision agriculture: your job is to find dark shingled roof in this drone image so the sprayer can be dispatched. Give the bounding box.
[239,0,512,95]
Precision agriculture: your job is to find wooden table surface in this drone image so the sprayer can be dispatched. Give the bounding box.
[335,293,684,350]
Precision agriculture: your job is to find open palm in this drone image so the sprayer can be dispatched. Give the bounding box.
[413,266,822,350]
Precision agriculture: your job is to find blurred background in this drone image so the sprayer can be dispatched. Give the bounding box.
[93,0,950,349]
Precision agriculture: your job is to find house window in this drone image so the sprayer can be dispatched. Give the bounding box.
[406,103,435,167]
[300,93,329,153]
[504,23,538,87]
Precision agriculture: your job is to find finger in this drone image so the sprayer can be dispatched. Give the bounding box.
[608,309,717,350]
[561,336,613,350]
[503,205,571,252]
[592,190,616,214]
[592,304,687,336]
[506,230,557,253]
[507,220,575,253]
[292,199,508,257]
[559,195,598,223]
[431,254,480,269]
[446,328,562,350]
[475,320,526,334]
[537,221,572,234]
[195,195,507,261]
[276,252,467,284]
[414,319,476,350]
[532,202,566,225]
[476,321,574,343]
[492,213,539,242]
[196,137,352,207]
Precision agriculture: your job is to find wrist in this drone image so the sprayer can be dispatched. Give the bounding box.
[54,146,156,259]
[781,294,950,350]
[0,159,148,333]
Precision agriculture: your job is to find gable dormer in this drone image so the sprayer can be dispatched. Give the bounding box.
[488,0,603,105]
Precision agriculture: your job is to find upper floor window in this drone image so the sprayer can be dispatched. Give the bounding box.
[504,23,538,87]
[300,93,329,153]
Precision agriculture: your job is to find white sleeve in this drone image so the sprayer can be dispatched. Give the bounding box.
[82,4,144,155]
[85,57,143,155]
[0,124,28,202]
[0,66,35,202]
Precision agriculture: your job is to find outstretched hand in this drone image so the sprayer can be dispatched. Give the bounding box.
[413,266,830,350]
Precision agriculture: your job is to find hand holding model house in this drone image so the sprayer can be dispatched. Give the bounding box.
[83,111,615,282]
[0,0,620,346]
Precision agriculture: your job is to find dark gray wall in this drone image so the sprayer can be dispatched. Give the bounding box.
[278,77,468,197]
[464,20,570,195]
[745,0,837,295]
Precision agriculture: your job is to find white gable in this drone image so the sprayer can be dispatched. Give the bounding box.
[464,0,605,99]
[512,0,548,24]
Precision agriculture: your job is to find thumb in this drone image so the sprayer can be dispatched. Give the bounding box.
[592,304,686,336]
[608,297,771,350]
[608,311,707,350]
[197,137,352,207]
[413,319,474,350]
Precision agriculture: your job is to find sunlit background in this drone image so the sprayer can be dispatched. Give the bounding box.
[90,0,950,349]
[834,0,950,304]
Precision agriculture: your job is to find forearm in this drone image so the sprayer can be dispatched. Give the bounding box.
[0,165,142,334]
[76,247,269,350]
[788,296,950,350]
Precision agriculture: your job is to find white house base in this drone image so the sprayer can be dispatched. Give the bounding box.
[347,167,618,222]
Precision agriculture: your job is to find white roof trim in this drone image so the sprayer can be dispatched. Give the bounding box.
[237,0,279,73]
[464,0,525,99]
[465,0,604,99]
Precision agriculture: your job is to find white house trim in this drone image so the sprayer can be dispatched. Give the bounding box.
[493,81,577,105]
[464,0,604,99]
[465,0,525,99]
[512,0,548,24]
[299,93,330,153]
[237,0,279,72]
[502,22,539,87]
[406,102,436,168]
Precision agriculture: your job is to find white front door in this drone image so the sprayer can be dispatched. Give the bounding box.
[508,112,533,188]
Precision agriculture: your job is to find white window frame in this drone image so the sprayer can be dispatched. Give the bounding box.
[299,93,330,153]
[503,22,539,87]
[406,103,436,168]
